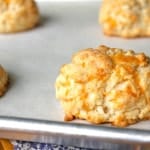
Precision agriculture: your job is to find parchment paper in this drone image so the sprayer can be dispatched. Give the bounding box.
[0,1,149,130]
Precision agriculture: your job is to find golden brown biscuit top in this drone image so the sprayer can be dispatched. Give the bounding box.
[57,45,150,103]
[63,46,149,81]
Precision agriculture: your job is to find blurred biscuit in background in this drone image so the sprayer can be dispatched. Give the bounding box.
[99,0,150,38]
[0,0,39,33]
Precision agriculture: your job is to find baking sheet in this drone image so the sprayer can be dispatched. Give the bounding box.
[0,1,150,148]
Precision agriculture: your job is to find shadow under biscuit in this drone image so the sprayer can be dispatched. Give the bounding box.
[38,14,61,28]
[39,15,51,26]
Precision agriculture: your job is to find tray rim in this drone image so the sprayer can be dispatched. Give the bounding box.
[0,116,150,147]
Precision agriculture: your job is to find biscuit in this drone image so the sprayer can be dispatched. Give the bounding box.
[55,45,150,127]
[0,65,8,96]
[99,0,150,38]
[0,0,39,33]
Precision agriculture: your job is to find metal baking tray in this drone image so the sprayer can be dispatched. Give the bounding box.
[0,1,150,149]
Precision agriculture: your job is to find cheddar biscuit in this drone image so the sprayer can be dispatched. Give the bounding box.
[55,45,150,127]
[0,0,39,33]
[99,0,150,38]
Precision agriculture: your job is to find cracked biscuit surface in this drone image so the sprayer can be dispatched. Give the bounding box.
[0,65,8,96]
[55,45,150,127]
[99,0,150,38]
[0,0,39,33]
